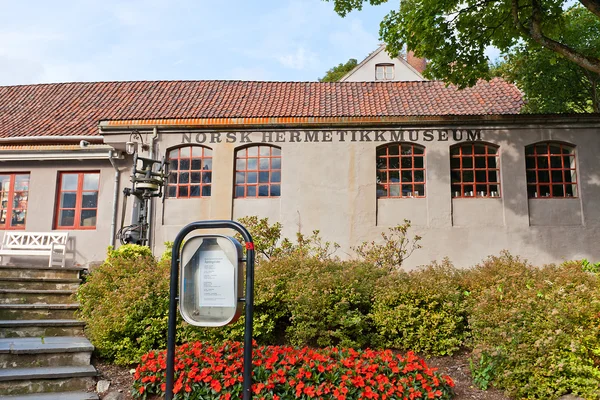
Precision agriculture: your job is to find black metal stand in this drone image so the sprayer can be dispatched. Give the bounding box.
[165,220,255,400]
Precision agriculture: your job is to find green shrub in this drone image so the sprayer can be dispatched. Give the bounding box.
[466,253,600,399]
[353,219,422,270]
[77,245,171,365]
[371,261,468,356]
[284,258,388,348]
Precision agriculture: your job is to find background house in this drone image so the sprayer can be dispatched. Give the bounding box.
[340,44,427,82]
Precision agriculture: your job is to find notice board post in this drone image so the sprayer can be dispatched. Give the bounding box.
[165,220,255,400]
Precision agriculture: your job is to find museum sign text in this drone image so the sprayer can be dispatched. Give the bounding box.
[181,129,481,144]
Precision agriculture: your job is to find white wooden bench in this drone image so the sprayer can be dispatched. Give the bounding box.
[0,232,69,268]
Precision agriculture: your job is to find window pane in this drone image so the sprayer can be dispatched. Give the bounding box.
[236,159,246,170]
[552,185,564,197]
[489,171,499,183]
[414,184,425,196]
[179,172,189,184]
[170,159,178,171]
[538,171,550,183]
[376,66,384,80]
[190,186,200,197]
[415,170,424,183]
[475,157,486,168]
[525,157,535,169]
[191,159,202,170]
[414,156,424,168]
[202,159,212,170]
[168,186,176,197]
[83,174,99,190]
[259,172,269,183]
[462,157,473,168]
[450,158,460,169]
[236,172,245,184]
[389,185,400,197]
[247,185,257,197]
[487,156,497,168]
[259,146,270,156]
[272,148,281,156]
[401,145,412,155]
[202,185,211,196]
[235,186,244,198]
[462,146,473,155]
[402,185,412,196]
[81,192,98,208]
[271,158,281,169]
[475,171,486,183]
[179,186,188,197]
[271,171,281,183]
[10,210,26,227]
[191,172,201,183]
[248,158,258,170]
[247,147,258,156]
[247,172,257,184]
[551,170,562,183]
[474,145,486,154]
[401,157,412,168]
[259,158,270,170]
[169,149,179,158]
[270,185,280,197]
[62,174,78,190]
[191,146,203,157]
[80,210,96,227]
[550,156,562,168]
[202,171,212,183]
[401,171,412,183]
[61,192,77,209]
[14,175,29,191]
[385,66,393,79]
[258,185,269,196]
[180,159,190,170]
[526,171,536,183]
[59,209,75,226]
[168,173,177,184]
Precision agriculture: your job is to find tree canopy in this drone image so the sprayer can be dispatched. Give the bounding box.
[494,6,600,112]
[319,58,358,82]
[324,0,600,88]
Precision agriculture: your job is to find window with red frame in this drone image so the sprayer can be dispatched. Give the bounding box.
[234,146,281,198]
[0,173,30,230]
[376,143,425,198]
[450,143,500,198]
[55,172,99,229]
[167,146,212,198]
[525,142,577,198]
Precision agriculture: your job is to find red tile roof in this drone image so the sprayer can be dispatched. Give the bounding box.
[0,79,523,138]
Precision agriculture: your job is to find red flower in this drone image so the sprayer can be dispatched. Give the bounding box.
[211,379,222,393]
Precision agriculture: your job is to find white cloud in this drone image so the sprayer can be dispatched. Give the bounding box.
[276,47,319,70]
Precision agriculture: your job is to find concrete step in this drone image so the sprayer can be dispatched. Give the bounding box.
[0,277,81,291]
[0,320,85,338]
[0,265,81,281]
[1,391,99,400]
[0,289,75,305]
[0,366,96,396]
[0,337,93,368]
[0,304,78,320]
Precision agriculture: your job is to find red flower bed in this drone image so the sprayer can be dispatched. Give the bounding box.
[133,341,455,399]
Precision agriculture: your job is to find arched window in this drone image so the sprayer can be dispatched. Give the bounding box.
[376,143,425,198]
[450,143,500,198]
[525,142,577,198]
[234,145,281,198]
[167,146,212,198]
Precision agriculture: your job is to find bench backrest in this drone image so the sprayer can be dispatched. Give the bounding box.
[1,232,69,250]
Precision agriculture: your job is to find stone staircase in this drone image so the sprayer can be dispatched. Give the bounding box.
[0,264,98,399]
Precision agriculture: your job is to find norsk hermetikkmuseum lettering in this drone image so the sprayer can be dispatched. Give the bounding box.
[180,130,481,144]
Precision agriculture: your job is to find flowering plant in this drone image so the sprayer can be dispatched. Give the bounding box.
[133,341,455,399]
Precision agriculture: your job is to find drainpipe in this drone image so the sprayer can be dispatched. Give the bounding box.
[147,127,159,251]
[108,151,121,248]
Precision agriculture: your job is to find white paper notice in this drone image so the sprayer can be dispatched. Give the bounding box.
[197,249,235,308]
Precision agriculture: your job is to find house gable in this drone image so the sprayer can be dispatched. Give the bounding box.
[340,45,425,82]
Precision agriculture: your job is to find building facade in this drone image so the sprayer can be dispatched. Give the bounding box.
[340,44,426,82]
[0,80,598,268]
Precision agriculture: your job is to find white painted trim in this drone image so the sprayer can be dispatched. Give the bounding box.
[0,149,117,161]
[0,136,100,143]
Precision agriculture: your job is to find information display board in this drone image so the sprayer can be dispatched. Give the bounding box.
[179,235,243,327]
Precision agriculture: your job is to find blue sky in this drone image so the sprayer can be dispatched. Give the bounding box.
[0,0,400,85]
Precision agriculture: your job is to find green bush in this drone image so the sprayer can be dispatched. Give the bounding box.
[466,253,600,399]
[284,257,388,348]
[371,261,468,356]
[77,245,171,365]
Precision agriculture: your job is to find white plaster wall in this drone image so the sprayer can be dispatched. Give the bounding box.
[0,158,130,267]
[101,124,600,269]
[341,51,425,82]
